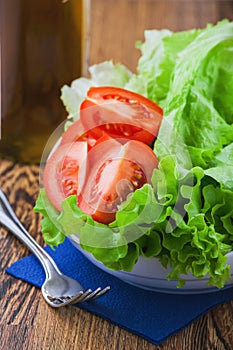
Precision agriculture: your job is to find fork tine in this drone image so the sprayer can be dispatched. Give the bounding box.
[82,287,102,302]
[90,286,111,300]
[70,289,93,304]
[84,286,111,302]
[0,189,111,309]
[69,286,110,304]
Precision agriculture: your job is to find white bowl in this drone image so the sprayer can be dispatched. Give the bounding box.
[69,236,233,294]
[44,134,233,295]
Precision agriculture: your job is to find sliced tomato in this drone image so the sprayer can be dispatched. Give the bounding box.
[80,86,163,144]
[43,141,87,211]
[78,138,158,224]
[60,118,114,151]
[60,119,99,150]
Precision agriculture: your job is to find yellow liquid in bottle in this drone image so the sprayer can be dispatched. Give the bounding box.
[0,0,89,163]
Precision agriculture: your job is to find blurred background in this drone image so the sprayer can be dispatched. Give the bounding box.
[89,0,233,71]
[1,0,232,163]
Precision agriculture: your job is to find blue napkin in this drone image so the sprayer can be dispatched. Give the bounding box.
[6,238,233,346]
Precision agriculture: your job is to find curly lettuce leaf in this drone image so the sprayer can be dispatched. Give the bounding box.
[212,143,233,167]
[155,20,233,168]
[34,189,65,247]
[60,60,132,121]
[35,20,233,289]
[203,144,233,190]
[129,27,202,106]
[35,155,233,288]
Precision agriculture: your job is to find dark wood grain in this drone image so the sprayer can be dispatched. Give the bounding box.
[1,1,233,349]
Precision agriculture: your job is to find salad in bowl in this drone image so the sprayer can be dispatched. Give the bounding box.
[35,20,233,293]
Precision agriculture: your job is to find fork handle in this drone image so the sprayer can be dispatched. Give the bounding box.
[0,189,61,279]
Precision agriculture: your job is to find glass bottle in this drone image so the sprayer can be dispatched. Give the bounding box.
[0,0,90,163]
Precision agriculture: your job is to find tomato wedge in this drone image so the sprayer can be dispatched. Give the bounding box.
[61,118,114,151]
[78,138,158,224]
[80,86,163,144]
[43,141,87,211]
[60,119,99,150]
[44,88,161,221]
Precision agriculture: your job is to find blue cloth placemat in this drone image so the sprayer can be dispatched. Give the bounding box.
[6,238,233,346]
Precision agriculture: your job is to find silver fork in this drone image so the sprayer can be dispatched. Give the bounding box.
[0,189,110,308]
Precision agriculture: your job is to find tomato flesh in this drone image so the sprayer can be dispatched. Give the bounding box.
[60,119,101,151]
[78,138,158,224]
[44,87,162,223]
[43,141,87,211]
[80,86,163,144]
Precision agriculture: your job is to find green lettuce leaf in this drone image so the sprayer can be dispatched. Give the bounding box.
[34,189,65,247]
[155,20,233,168]
[35,156,233,288]
[35,20,233,289]
[60,60,132,122]
[129,27,202,106]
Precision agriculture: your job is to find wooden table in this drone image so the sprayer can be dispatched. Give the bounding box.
[1,1,233,349]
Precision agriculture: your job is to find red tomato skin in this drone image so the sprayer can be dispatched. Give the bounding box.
[78,138,158,224]
[60,118,115,151]
[86,86,163,115]
[43,141,87,211]
[60,119,101,150]
[45,87,162,222]
[80,86,163,144]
